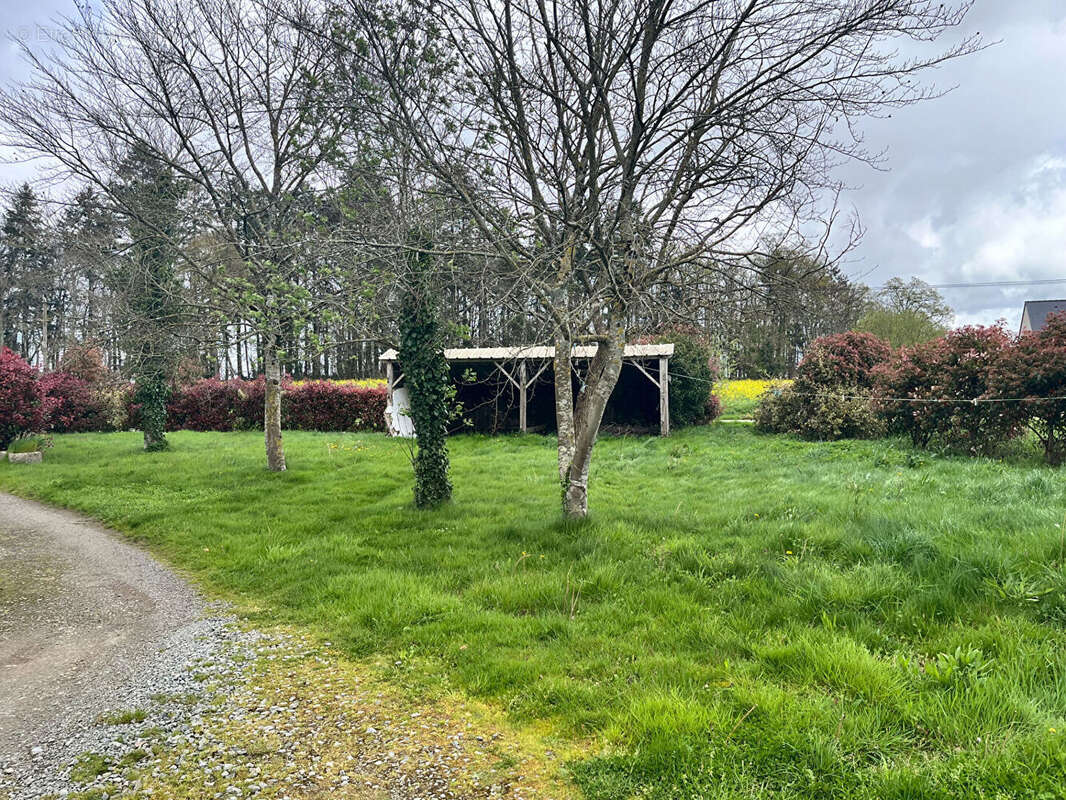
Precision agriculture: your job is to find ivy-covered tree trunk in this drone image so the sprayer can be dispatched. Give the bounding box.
[113,144,184,453]
[136,373,170,451]
[398,244,451,508]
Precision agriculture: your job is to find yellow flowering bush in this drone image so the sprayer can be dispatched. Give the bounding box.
[714,379,792,419]
[715,379,790,403]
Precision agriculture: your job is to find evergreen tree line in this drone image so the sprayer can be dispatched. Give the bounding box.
[0,179,949,383]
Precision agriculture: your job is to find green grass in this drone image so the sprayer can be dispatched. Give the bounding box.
[69,752,111,784]
[96,708,147,725]
[4,427,1066,798]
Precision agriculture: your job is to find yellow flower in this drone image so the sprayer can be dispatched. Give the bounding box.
[714,379,793,402]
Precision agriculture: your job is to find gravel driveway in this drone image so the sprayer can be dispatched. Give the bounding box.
[0,492,238,798]
[0,492,570,800]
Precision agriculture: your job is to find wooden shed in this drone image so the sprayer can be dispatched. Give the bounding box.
[378,343,675,436]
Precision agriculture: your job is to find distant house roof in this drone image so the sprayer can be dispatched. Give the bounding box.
[378,343,674,362]
[1020,300,1066,334]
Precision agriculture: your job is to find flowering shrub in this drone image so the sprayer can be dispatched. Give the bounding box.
[987,312,1066,465]
[755,331,891,440]
[874,324,1019,456]
[40,371,112,433]
[795,331,893,388]
[167,377,386,433]
[0,348,45,449]
[96,385,134,431]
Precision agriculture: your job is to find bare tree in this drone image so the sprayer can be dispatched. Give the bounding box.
[0,0,356,470]
[358,0,978,517]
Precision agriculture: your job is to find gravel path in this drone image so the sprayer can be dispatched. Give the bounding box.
[0,493,569,800]
[0,492,241,798]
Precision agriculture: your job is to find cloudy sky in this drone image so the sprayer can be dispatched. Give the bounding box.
[1,1,1064,329]
[834,1,1066,328]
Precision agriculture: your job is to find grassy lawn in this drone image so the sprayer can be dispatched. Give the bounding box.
[3,427,1066,798]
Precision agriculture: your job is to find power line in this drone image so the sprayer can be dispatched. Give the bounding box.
[902,278,1066,291]
[669,369,1066,405]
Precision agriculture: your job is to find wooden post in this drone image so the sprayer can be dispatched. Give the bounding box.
[519,360,528,433]
[385,360,394,408]
[659,356,670,437]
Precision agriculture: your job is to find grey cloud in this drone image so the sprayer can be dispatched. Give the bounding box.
[838,1,1066,327]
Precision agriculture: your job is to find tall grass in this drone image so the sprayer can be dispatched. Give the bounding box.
[2,427,1064,798]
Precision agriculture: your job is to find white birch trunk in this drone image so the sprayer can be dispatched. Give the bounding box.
[264,334,286,472]
[554,328,576,484]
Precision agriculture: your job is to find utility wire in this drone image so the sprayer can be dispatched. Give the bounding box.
[666,368,1066,405]
[888,278,1066,291]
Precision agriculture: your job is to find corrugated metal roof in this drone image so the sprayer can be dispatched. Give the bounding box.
[1021,300,1066,332]
[378,343,674,362]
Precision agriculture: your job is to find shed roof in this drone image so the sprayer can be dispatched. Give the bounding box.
[1021,300,1066,333]
[378,343,674,363]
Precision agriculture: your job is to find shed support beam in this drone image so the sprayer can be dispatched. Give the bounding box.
[627,359,659,389]
[519,360,528,433]
[498,359,549,433]
[527,360,550,386]
[659,356,670,437]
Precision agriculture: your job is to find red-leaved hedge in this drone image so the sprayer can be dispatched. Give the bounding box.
[795,331,894,388]
[40,371,113,434]
[0,347,45,449]
[166,378,386,433]
[987,312,1066,464]
[2,353,386,440]
[165,378,261,431]
[755,331,893,440]
[873,324,1019,456]
[282,380,387,432]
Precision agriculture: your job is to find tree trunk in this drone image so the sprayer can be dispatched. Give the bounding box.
[143,426,167,450]
[134,371,170,451]
[554,323,626,519]
[264,335,286,471]
[399,236,452,508]
[235,325,244,377]
[554,328,576,485]
[40,302,49,370]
